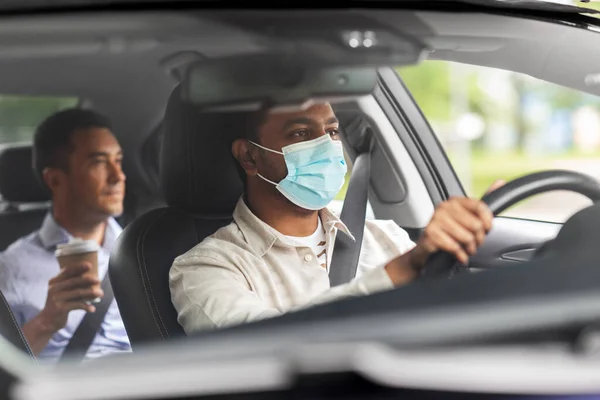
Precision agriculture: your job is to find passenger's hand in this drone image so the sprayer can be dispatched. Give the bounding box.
[38,263,103,333]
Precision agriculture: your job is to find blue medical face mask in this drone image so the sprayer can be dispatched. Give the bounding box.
[249,134,348,210]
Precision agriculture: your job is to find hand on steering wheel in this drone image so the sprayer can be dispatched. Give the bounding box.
[419,170,600,279]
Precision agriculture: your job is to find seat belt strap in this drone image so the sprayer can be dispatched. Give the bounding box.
[60,273,114,362]
[329,139,372,287]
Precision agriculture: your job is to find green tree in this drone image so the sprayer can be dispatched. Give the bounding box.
[396,61,452,121]
[575,1,600,12]
[0,95,78,143]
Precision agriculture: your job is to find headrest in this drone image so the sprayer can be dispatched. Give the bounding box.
[160,86,263,215]
[0,144,50,203]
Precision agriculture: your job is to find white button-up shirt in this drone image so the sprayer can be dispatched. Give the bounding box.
[169,198,415,333]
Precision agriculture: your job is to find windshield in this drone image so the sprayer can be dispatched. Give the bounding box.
[1,4,600,400]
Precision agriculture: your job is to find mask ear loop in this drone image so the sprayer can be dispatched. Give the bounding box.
[248,140,284,155]
[256,173,279,186]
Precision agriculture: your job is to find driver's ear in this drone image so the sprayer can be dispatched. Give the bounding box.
[232,139,258,177]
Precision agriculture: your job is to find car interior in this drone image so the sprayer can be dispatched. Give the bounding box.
[0,145,51,252]
[104,7,600,351]
[1,1,600,399]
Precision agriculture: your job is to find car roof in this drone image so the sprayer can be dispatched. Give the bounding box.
[1,0,599,13]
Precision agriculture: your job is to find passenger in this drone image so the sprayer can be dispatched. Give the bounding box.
[0,109,131,362]
[170,103,499,333]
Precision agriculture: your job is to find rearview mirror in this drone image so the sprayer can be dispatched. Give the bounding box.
[181,54,379,110]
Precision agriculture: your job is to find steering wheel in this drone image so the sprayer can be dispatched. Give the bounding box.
[419,169,600,279]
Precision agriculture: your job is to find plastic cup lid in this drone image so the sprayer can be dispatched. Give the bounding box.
[54,238,99,257]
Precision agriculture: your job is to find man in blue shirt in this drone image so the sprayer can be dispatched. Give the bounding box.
[0,109,131,362]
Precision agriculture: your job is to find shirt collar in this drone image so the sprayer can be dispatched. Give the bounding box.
[233,197,355,257]
[38,213,123,251]
[319,207,355,241]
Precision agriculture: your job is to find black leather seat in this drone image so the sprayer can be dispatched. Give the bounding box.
[0,290,35,360]
[109,87,252,348]
[0,144,50,251]
[0,144,42,360]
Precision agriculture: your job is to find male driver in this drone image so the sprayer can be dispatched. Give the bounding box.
[0,109,131,362]
[170,103,497,333]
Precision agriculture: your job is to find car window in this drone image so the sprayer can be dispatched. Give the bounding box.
[0,95,79,144]
[330,143,376,219]
[329,148,355,215]
[398,60,600,223]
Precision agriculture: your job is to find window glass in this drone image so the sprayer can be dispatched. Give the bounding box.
[398,61,600,223]
[0,95,79,144]
[331,124,374,219]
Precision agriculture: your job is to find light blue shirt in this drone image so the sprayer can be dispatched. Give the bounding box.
[0,213,131,363]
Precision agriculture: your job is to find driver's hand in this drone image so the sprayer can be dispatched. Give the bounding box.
[413,197,494,266]
[383,197,494,286]
[485,179,507,195]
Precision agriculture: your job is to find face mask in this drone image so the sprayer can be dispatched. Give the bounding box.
[249,135,348,210]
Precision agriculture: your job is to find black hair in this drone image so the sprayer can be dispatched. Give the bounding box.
[33,108,112,183]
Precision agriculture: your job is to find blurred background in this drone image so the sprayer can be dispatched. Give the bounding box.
[397,57,600,223]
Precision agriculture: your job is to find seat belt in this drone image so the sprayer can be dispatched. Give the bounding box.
[60,274,114,362]
[329,135,372,287]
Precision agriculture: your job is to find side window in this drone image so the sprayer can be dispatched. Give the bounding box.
[332,114,375,219]
[0,95,79,206]
[0,95,79,144]
[398,61,600,223]
[328,147,358,217]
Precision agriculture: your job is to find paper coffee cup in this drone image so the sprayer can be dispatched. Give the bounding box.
[55,239,101,305]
